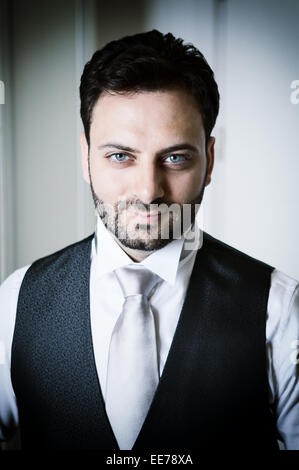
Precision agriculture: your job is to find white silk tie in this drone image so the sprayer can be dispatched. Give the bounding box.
[105,264,160,450]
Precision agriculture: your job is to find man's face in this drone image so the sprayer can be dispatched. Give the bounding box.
[81,89,214,261]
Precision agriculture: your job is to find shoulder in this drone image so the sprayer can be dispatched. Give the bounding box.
[22,233,95,280]
[268,268,299,339]
[202,231,275,275]
[15,234,95,301]
[0,234,95,299]
[0,266,31,348]
[29,233,95,268]
[0,265,31,297]
[270,268,298,293]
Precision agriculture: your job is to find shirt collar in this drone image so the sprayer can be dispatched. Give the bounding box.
[93,214,202,286]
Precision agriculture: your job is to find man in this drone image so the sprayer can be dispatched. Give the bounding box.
[0,30,298,451]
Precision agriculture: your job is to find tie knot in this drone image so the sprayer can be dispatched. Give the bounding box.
[114,265,160,299]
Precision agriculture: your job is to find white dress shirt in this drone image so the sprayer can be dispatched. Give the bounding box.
[0,216,298,449]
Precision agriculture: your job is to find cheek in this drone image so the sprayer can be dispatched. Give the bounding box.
[168,169,203,202]
[89,156,127,202]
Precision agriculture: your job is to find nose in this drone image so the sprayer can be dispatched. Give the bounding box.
[132,161,165,205]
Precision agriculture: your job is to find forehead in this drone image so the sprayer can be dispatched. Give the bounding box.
[90,89,205,144]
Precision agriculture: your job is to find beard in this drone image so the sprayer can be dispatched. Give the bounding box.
[89,162,208,253]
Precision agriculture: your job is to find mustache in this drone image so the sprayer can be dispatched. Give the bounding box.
[118,200,176,213]
[116,195,205,211]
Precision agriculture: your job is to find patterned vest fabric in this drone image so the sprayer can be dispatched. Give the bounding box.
[11,232,280,450]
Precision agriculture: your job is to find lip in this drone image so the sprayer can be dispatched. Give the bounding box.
[129,210,168,222]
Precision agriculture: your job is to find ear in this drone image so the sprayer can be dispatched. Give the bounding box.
[205,136,215,186]
[80,132,90,184]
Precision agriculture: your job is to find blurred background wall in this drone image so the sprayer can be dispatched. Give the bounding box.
[0,0,298,285]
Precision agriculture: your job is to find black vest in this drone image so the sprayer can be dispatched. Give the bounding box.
[11,231,280,451]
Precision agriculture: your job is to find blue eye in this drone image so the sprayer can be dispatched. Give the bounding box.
[109,153,129,162]
[165,154,187,164]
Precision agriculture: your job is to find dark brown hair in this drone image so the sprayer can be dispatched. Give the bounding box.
[80,29,220,147]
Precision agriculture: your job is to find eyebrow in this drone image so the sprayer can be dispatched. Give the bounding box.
[97,142,199,155]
